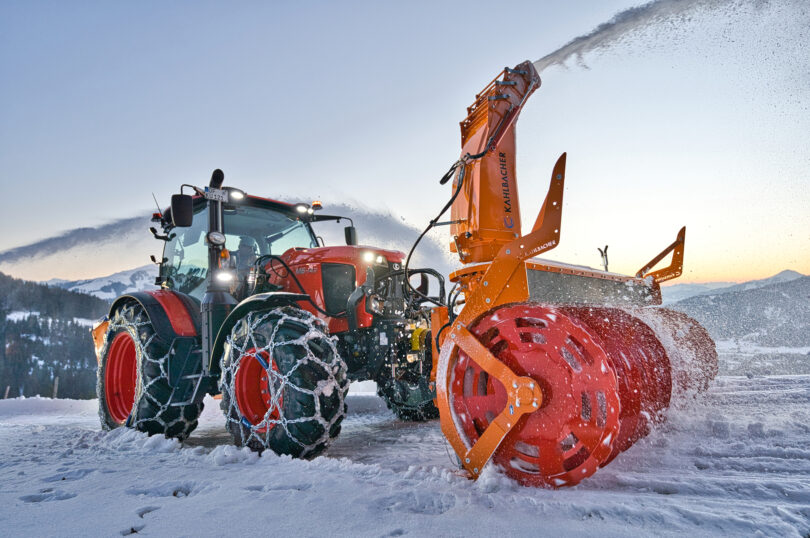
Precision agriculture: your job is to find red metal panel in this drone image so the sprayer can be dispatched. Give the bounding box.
[266,246,404,334]
[146,290,198,337]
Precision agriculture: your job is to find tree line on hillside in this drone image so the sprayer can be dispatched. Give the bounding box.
[1,315,98,399]
[1,271,109,399]
[0,271,109,319]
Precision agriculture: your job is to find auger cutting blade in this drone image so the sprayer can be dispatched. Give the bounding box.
[449,304,621,487]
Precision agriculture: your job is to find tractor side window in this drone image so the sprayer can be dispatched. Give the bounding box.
[161,206,209,300]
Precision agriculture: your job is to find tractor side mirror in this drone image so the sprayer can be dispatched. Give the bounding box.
[171,194,193,227]
[344,226,358,246]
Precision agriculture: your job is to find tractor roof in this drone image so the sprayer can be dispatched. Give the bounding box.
[160,193,300,228]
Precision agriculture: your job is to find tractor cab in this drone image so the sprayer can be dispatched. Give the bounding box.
[158,196,318,301]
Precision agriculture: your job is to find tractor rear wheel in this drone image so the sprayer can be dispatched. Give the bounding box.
[97,302,203,440]
[219,306,349,458]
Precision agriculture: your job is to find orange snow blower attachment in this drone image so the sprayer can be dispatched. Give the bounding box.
[432,61,717,488]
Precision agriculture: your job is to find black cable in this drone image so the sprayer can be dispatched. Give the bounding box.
[403,161,467,307]
[435,321,452,356]
[448,283,464,324]
[375,267,446,313]
[403,140,496,309]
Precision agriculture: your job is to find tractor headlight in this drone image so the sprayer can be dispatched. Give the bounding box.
[227,188,246,202]
[215,271,234,282]
[362,251,388,265]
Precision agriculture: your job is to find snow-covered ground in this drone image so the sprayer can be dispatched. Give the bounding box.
[715,340,810,356]
[1,375,809,537]
[7,310,97,328]
[715,341,810,377]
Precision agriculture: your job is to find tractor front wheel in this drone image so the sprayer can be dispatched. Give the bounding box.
[97,302,203,440]
[219,306,349,458]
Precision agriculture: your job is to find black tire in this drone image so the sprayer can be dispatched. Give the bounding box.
[377,376,439,421]
[219,306,349,458]
[97,301,203,440]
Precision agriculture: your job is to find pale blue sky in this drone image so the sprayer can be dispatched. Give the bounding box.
[1,0,808,282]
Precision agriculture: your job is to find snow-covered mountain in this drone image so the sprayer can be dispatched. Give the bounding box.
[660,281,736,304]
[660,270,805,304]
[47,265,159,301]
[708,269,805,294]
[669,275,810,347]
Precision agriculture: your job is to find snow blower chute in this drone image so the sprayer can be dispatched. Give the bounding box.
[427,60,718,487]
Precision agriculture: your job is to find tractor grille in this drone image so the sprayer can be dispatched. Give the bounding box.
[321,263,356,315]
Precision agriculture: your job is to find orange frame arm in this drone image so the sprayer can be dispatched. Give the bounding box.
[635,226,686,283]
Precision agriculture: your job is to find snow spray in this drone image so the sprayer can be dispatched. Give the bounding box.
[532,0,803,73]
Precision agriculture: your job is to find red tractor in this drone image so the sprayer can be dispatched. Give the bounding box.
[93,174,441,457]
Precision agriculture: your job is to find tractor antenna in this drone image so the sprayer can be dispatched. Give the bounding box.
[598,245,609,272]
[151,193,163,217]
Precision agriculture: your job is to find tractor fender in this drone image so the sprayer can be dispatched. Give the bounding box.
[102,290,209,406]
[208,292,309,374]
[109,290,201,342]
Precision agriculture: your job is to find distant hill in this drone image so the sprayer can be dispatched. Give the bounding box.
[661,270,805,304]
[707,270,805,295]
[661,281,736,304]
[669,275,810,347]
[48,265,159,301]
[0,271,109,319]
[0,271,108,399]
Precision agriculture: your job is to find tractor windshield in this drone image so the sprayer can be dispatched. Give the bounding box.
[160,201,317,300]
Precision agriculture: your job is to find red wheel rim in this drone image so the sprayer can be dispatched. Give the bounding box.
[450,304,620,487]
[105,332,137,424]
[234,348,282,433]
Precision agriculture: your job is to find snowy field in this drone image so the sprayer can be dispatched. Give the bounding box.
[1,375,809,537]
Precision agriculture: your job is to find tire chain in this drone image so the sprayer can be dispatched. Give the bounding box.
[98,302,202,440]
[219,307,349,457]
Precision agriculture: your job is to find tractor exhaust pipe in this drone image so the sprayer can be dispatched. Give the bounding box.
[201,168,235,375]
[210,168,224,189]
